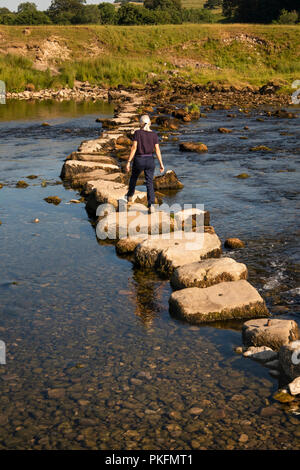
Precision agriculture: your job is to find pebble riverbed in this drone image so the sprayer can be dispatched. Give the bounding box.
[0,99,299,449]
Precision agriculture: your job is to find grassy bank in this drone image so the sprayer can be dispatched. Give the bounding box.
[0,24,299,92]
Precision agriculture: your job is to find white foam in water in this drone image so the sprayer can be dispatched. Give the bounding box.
[263,270,286,290]
[286,287,300,296]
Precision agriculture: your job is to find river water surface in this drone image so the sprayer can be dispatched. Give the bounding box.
[0,99,299,449]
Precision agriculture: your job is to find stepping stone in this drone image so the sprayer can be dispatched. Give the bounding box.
[175,207,210,227]
[242,318,298,351]
[84,180,146,211]
[97,209,177,241]
[61,160,120,181]
[116,235,148,254]
[279,341,300,380]
[171,257,248,290]
[66,152,117,164]
[102,132,125,140]
[110,117,132,125]
[288,377,300,396]
[78,138,109,153]
[135,231,222,274]
[71,170,125,187]
[169,280,270,323]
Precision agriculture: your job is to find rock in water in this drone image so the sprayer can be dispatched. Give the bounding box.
[85,180,146,213]
[224,238,245,249]
[242,318,298,351]
[235,174,250,179]
[273,390,295,403]
[60,159,120,181]
[279,341,300,380]
[16,180,29,188]
[44,196,61,205]
[288,377,300,396]
[243,346,278,363]
[171,257,248,290]
[116,235,148,254]
[179,142,208,153]
[135,231,222,274]
[153,170,184,190]
[169,280,269,323]
[97,209,177,240]
[174,207,210,228]
[218,128,232,133]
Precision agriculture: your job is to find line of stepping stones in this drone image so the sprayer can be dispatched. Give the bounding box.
[60,92,300,401]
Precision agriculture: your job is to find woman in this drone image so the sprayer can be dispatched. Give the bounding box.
[126,115,164,214]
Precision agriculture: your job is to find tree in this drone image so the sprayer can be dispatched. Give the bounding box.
[73,4,101,23]
[98,3,116,24]
[15,11,52,24]
[0,8,11,15]
[182,7,215,22]
[144,0,181,11]
[0,12,17,24]
[203,0,221,9]
[275,9,299,24]
[223,0,300,23]
[47,0,86,24]
[117,4,145,24]
[17,2,37,13]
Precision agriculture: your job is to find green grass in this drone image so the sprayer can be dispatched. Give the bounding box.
[0,24,299,92]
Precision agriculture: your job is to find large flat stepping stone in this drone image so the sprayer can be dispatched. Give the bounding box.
[171,257,248,290]
[61,160,120,180]
[78,138,110,153]
[102,132,126,140]
[66,152,117,164]
[96,209,177,241]
[85,180,146,212]
[135,231,222,274]
[71,171,125,187]
[169,280,270,323]
[242,318,298,351]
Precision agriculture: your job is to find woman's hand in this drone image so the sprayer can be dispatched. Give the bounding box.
[160,164,165,174]
[126,161,131,173]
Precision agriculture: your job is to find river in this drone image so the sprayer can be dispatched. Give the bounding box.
[0,99,299,449]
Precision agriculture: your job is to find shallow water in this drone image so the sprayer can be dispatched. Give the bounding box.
[0,100,299,450]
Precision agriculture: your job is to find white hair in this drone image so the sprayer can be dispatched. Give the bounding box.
[140,114,151,132]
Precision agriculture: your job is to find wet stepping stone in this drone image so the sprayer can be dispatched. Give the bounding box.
[171,257,248,290]
[169,280,269,323]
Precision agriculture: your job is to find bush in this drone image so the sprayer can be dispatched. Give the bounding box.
[275,9,299,24]
[98,3,116,25]
[182,8,215,23]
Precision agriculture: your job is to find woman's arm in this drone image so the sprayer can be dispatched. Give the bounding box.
[125,141,137,173]
[155,144,164,173]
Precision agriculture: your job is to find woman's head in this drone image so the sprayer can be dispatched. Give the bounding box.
[140,114,151,131]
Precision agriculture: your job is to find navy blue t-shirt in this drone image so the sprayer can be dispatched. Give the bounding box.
[133,129,159,156]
